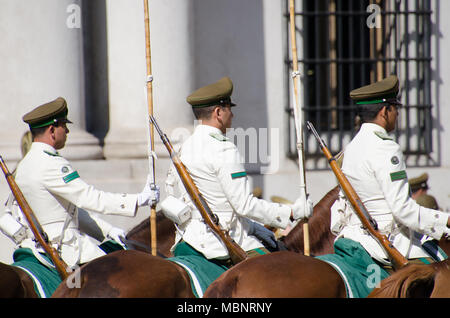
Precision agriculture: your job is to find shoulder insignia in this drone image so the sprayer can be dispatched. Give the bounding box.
[63,171,80,184]
[231,171,247,179]
[374,131,393,141]
[209,132,229,142]
[390,170,407,182]
[43,150,61,157]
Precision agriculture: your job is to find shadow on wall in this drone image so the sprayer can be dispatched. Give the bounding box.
[82,0,109,147]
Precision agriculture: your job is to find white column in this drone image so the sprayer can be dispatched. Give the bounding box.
[0,0,102,162]
[103,0,195,159]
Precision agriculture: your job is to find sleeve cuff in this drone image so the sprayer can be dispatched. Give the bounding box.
[420,207,449,240]
[267,204,292,229]
[123,194,139,217]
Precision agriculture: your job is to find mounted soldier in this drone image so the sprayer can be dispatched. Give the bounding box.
[0,97,160,297]
[157,77,313,296]
[318,75,450,297]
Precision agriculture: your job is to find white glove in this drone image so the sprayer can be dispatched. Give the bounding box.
[107,227,127,248]
[137,174,160,207]
[291,193,314,220]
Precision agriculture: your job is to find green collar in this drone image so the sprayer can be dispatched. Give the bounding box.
[43,150,61,157]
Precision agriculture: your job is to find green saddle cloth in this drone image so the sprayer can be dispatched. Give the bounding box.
[316,238,390,298]
[168,242,228,298]
[11,240,124,298]
[12,248,62,298]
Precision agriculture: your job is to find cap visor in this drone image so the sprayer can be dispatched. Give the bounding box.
[57,118,73,124]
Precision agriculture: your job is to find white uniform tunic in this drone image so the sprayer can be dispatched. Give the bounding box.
[13,142,138,267]
[330,123,449,264]
[168,124,291,259]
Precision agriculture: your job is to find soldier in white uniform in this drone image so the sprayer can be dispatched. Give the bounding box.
[165,77,313,263]
[330,75,450,265]
[1,97,160,268]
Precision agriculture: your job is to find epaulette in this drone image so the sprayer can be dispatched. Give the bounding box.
[374,131,393,141]
[43,150,61,157]
[209,132,229,142]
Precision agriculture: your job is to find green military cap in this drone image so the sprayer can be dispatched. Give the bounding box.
[187,77,236,108]
[409,173,429,192]
[416,194,439,210]
[350,75,402,106]
[23,97,73,129]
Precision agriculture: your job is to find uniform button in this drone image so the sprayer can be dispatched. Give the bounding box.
[120,204,125,209]
[434,214,440,219]
[122,193,127,197]
[431,227,435,233]
[276,216,281,222]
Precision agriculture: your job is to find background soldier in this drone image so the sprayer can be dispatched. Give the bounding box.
[409,173,440,210]
[409,173,430,200]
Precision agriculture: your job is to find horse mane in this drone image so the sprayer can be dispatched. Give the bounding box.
[368,263,437,298]
[126,211,167,239]
[281,186,339,256]
[125,211,175,257]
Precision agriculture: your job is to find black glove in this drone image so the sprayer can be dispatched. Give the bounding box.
[248,221,277,250]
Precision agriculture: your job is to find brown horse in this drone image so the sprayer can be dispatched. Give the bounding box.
[203,250,346,297]
[52,249,195,298]
[0,212,175,298]
[204,186,345,298]
[204,187,450,298]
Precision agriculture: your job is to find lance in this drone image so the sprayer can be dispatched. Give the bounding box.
[143,0,157,256]
[288,0,310,256]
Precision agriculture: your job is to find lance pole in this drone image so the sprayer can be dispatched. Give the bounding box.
[143,0,157,256]
[289,0,310,256]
